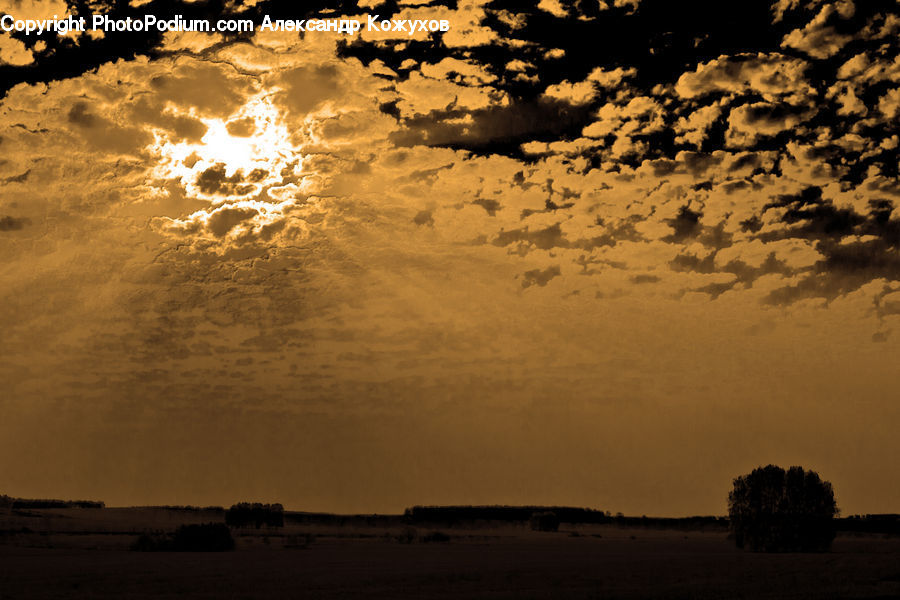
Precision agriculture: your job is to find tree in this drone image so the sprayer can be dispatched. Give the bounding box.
[728,465,838,552]
[529,511,560,532]
[225,503,284,528]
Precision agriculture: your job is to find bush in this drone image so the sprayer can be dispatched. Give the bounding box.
[530,511,560,532]
[284,533,315,549]
[421,531,451,543]
[728,465,838,552]
[132,523,235,552]
[131,533,164,552]
[397,526,418,543]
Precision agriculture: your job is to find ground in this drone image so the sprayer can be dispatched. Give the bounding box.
[1,508,899,599]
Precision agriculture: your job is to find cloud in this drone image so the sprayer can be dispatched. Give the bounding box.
[674,102,725,147]
[725,102,811,147]
[357,0,498,47]
[394,70,508,116]
[158,30,224,53]
[0,34,34,66]
[420,57,497,86]
[390,99,593,150]
[225,116,256,137]
[150,61,254,118]
[878,88,900,120]
[521,265,561,288]
[276,65,344,116]
[152,198,310,252]
[537,0,567,18]
[0,215,31,231]
[130,97,208,143]
[663,206,703,243]
[193,163,262,196]
[0,0,69,20]
[631,273,660,284]
[781,2,857,59]
[598,0,641,12]
[542,66,637,106]
[675,53,810,101]
[67,101,155,156]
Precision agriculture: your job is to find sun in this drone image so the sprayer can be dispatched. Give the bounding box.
[149,93,301,202]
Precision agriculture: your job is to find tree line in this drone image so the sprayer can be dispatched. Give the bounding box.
[225,502,284,528]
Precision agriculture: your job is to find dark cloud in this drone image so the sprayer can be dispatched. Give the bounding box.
[195,163,260,196]
[226,117,256,137]
[692,281,736,299]
[872,330,890,343]
[521,265,561,288]
[0,215,31,231]
[681,152,724,177]
[765,236,900,305]
[663,206,702,243]
[492,221,631,255]
[763,187,863,241]
[413,210,434,227]
[674,251,797,298]
[389,99,595,155]
[670,251,716,274]
[67,101,154,155]
[67,102,99,128]
[726,102,813,146]
[631,274,661,284]
[131,97,208,143]
[494,223,567,251]
[661,187,895,303]
[472,198,501,216]
[2,169,30,184]
[206,207,259,237]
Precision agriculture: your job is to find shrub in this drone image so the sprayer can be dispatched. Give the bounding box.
[421,531,451,543]
[131,533,165,551]
[728,465,838,552]
[397,526,418,543]
[530,511,560,532]
[284,533,315,549]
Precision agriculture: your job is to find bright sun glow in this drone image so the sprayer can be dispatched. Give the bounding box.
[150,93,301,202]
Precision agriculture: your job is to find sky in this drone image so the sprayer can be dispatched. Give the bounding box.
[1,0,899,516]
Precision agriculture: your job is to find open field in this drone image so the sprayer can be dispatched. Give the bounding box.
[2,508,899,599]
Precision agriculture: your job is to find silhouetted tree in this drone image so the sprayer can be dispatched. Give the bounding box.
[728,465,837,552]
[403,505,608,525]
[7,497,104,509]
[225,503,284,528]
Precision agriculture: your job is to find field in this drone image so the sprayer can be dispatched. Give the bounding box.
[2,508,899,599]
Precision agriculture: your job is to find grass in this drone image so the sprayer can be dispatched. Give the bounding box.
[1,507,898,599]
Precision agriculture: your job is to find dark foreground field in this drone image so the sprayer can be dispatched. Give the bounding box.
[2,509,899,599]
